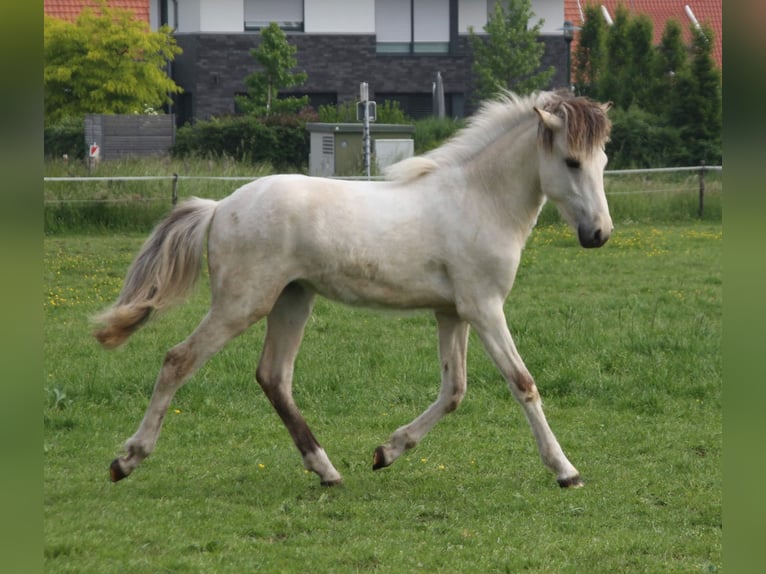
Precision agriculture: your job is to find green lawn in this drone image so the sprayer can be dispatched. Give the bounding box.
[44,222,721,573]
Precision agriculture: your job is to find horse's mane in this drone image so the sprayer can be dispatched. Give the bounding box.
[384,90,611,183]
[537,91,612,155]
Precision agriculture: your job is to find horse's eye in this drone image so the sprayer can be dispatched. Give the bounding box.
[565,157,581,169]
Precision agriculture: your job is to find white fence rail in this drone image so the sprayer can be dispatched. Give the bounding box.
[44,165,722,216]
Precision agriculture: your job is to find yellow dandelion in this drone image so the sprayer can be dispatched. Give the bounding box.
[421,458,428,463]
[258,463,265,469]
[173,408,182,414]
[437,464,445,471]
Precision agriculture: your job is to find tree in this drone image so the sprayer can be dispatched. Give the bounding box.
[623,14,656,109]
[599,5,632,105]
[237,23,308,116]
[669,24,722,164]
[44,1,182,125]
[468,0,554,101]
[572,8,721,167]
[649,19,689,115]
[573,4,608,98]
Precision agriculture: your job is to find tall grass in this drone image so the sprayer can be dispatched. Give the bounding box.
[44,157,274,233]
[44,222,721,572]
[44,158,722,235]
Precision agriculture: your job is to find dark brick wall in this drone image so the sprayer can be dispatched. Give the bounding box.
[172,33,569,124]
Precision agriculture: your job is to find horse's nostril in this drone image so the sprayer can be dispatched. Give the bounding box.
[578,225,607,248]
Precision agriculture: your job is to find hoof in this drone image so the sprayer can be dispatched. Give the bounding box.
[109,458,128,482]
[372,446,390,471]
[557,475,584,488]
[320,477,343,487]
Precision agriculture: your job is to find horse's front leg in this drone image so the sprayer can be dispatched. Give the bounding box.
[373,310,469,470]
[466,300,583,488]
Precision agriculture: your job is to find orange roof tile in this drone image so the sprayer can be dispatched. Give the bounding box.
[44,1,149,23]
[566,0,721,69]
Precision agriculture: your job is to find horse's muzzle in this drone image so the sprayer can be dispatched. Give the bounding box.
[578,224,611,248]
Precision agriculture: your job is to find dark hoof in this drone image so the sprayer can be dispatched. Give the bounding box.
[372,446,389,470]
[557,475,584,488]
[109,458,128,482]
[320,478,343,487]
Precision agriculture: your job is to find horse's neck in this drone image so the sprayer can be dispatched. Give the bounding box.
[469,123,545,242]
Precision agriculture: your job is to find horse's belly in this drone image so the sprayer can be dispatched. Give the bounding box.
[302,260,453,310]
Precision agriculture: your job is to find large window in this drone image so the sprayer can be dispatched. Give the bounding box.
[244,0,304,31]
[376,0,451,54]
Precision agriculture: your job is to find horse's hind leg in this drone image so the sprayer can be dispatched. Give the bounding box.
[256,283,342,486]
[373,310,470,470]
[110,309,252,481]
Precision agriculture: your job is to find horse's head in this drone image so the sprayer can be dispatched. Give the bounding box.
[534,96,613,248]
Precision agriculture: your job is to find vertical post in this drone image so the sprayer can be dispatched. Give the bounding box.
[562,21,577,91]
[699,161,705,219]
[172,173,179,206]
[360,82,371,179]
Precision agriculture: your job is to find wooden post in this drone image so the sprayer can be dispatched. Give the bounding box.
[172,173,179,206]
[699,161,705,219]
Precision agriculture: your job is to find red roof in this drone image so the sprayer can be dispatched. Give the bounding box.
[565,0,722,69]
[44,1,149,23]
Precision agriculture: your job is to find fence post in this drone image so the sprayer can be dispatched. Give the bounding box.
[172,173,179,206]
[699,161,705,219]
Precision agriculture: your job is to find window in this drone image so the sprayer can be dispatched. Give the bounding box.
[376,0,451,54]
[244,0,304,31]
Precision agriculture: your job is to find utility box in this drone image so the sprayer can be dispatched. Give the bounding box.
[306,123,415,177]
[374,139,415,172]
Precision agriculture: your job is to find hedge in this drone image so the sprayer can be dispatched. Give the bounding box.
[173,111,317,170]
[44,116,86,160]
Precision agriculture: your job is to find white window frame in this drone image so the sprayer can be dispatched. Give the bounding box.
[244,0,304,31]
[376,0,451,54]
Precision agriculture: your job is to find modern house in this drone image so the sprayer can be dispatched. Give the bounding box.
[153,0,573,125]
[45,1,721,126]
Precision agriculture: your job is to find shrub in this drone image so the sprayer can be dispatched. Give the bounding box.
[606,106,685,169]
[44,116,86,160]
[318,99,409,124]
[412,117,464,155]
[173,110,318,170]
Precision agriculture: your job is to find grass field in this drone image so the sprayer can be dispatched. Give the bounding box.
[43,218,721,573]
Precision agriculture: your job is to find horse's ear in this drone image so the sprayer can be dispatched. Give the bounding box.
[601,101,613,113]
[533,106,564,131]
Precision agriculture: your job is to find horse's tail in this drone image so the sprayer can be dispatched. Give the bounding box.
[93,197,218,349]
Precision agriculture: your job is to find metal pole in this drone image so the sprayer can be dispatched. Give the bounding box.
[699,161,705,219]
[364,104,371,179]
[361,82,371,179]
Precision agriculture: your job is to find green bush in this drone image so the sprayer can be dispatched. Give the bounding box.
[606,106,686,169]
[412,117,463,155]
[173,110,317,170]
[44,116,85,160]
[318,99,409,124]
